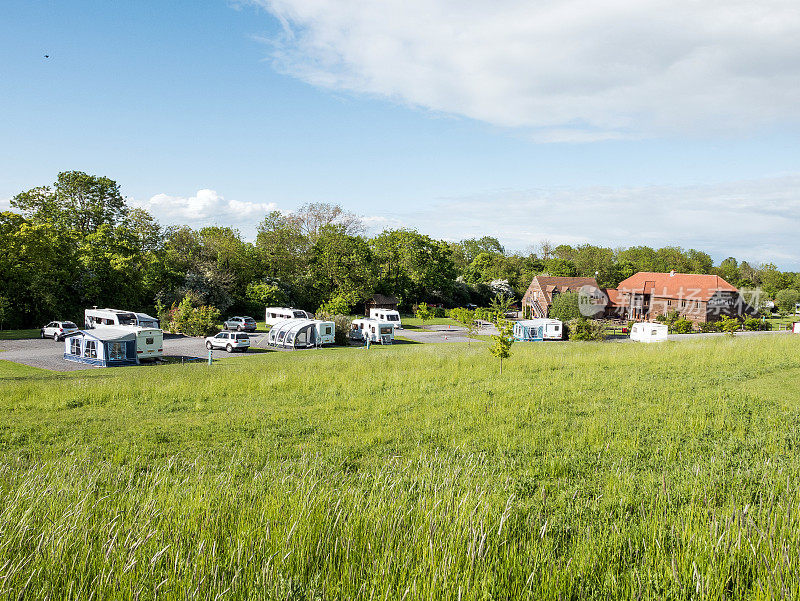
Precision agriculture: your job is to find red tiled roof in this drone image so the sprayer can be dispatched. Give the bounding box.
[534,276,598,291]
[616,272,737,302]
[602,288,625,307]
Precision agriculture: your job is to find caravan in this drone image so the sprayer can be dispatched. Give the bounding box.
[350,318,394,344]
[368,308,402,329]
[265,307,312,326]
[630,322,668,343]
[84,308,158,329]
[267,318,334,349]
[513,319,563,341]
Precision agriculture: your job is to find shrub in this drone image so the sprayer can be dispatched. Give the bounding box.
[718,316,741,335]
[315,313,352,345]
[567,317,606,341]
[168,295,221,337]
[670,319,694,334]
[433,306,447,318]
[317,292,359,316]
[743,317,772,331]
[698,322,719,333]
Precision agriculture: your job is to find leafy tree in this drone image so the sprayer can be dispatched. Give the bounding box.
[489,321,514,374]
[414,302,434,323]
[0,296,9,330]
[544,258,577,277]
[12,171,127,236]
[256,211,308,283]
[310,225,374,308]
[775,289,800,313]
[567,317,606,341]
[246,281,288,309]
[449,307,478,346]
[549,292,581,321]
[288,202,363,241]
[317,291,360,316]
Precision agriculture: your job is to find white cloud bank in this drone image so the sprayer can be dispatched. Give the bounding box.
[393,175,800,267]
[136,189,278,234]
[254,0,800,140]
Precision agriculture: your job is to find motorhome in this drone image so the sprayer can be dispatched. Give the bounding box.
[368,308,402,329]
[630,322,668,343]
[513,318,563,341]
[350,318,394,344]
[266,318,334,349]
[265,307,313,326]
[84,308,139,328]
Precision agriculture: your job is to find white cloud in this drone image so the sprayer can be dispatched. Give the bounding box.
[253,0,800,139]
[388,175,800,268]
[136,189,277,235]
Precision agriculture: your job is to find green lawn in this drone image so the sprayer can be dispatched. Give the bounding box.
[2,337,800,598]
[0,328,40,340]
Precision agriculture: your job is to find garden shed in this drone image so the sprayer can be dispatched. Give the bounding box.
[64,328,138,367]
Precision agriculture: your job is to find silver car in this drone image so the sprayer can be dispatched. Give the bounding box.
[205,331,250,353]
[41,321,79,341]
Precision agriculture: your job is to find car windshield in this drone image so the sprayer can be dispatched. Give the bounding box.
[63,322,77,328]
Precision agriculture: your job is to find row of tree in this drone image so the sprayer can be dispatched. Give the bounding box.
[1,171,798,329]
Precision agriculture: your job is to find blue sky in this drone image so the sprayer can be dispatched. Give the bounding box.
[2,0,800,267]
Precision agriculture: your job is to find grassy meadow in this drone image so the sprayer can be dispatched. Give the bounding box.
[1,336,800,599]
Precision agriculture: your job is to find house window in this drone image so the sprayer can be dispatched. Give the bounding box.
[108,342,125,360]
[84,340,97,359]
[70,338,81,355]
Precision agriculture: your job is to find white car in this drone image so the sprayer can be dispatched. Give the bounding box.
[41,321,79,341]
[205,331,250,353]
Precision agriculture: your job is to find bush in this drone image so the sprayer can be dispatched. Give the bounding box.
[433,306,447,318]
[317,292,359,316]
[670,319,694,334]
[743,317,772,331]
[698,322,719,333]
[718,316,741,335]
[567,317,605,341]
[168,295,221,337]
[315,313,352,346]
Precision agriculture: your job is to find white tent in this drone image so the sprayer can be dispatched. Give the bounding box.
[267,318,334,349]
[630,322,668,343]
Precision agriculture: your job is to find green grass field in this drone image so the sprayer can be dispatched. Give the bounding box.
[2,336,800,598]
[0,328,40,340]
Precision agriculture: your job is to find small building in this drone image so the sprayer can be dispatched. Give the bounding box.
[522,276,601,318]
[364,294,398,317]
[630,322,668,343]
[64,328,138,367]
[513,319,563,341]
[614,272,756,324]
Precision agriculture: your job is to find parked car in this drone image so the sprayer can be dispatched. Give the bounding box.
[205,331,250,353]
[223,316,257,332]
[41,321,79,341]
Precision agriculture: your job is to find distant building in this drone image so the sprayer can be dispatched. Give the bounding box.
[364,294,399,316]
[614,271,756,323]
[522,276,601,318]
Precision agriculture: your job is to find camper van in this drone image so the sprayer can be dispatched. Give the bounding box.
[630,322,668,343]
[513,318,563,341]
[265,307,313,326]
[266,318,334,349]
[368,308,402,329]
[350,318,394,344]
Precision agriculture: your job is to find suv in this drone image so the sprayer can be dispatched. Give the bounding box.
[223,316,257,332]
[41,321,79,341]
[205,331,250,353]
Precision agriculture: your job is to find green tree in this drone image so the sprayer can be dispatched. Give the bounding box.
[489,320,514,374]
[414,302,434,323]
[450,307,478,346]
[775,289,800,313]
[549,292,581,321]
[310,225,374,309]
[12,171,127,236]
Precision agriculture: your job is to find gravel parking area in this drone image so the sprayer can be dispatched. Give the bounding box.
[0,332,277,372]
[399,323,498,344]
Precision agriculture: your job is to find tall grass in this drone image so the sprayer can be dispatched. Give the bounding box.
[1,336,800,598]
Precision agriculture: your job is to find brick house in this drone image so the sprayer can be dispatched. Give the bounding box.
[521,276,601,318]
[613,271,756,323]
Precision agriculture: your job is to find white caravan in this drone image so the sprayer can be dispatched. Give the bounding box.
[128,327,163,360]
[265,307,313,326]
[368,308,402,329]
[267,318,334,349]
[630,322,668,343]
[350,318,394,344]
[134,312,159,329]
[513,318,563,341]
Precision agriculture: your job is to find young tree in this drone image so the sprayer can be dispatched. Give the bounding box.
[415,302,434,323]
[489,320,514,374]
[450,307,478,346]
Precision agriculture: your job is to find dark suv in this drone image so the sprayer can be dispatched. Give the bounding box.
[223,316,257,332]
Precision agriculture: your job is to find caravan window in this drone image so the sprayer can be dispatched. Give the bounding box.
[324,326,332,335]
[380,326,392,335]
[295,330,306,344]
[84,340,97,358]
[146,337,154,345]
[108,342,125,360]
[386,314,399,321]
[70,338,81,355]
